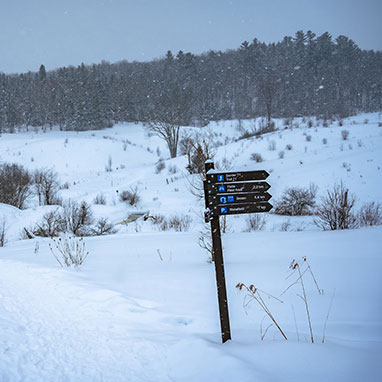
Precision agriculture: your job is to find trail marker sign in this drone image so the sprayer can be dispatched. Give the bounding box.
[203,162,273,343]
[208,192,272,207]
[208,181,271,195]
[212,201,273,216]
[207,170,269,183]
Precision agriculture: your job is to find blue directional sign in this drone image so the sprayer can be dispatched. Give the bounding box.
[210,181,270,194]
[207,192,272,207]
[213,202,273,216]
[207,170,269,183]
[220,206,228,214]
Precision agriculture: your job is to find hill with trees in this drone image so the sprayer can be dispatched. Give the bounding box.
[0,31,381,134]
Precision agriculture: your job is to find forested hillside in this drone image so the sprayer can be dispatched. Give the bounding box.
[1,30,381,133]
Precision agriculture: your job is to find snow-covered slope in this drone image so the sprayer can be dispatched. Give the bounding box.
[0,113,381,381]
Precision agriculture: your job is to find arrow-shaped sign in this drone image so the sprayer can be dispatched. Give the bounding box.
[208,181,271,194]
[207,170,269,183]
[210,202,273,216]
[208,192,272,206]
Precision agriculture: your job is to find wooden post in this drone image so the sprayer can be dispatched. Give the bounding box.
[204,161,231,343]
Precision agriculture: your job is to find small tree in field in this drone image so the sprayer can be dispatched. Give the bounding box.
[257,67,279,127]
[34,168,61,205]
[146,84,192,158]
[63,200,94,236]
[186,137,215,176]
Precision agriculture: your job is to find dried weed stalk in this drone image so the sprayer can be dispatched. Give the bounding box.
[236,282,287,340]
[281,256,322,343]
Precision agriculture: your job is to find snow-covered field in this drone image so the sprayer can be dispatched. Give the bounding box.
[0,114,381,381]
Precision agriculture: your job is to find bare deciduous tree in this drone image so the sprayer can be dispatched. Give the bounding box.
[146,85,192,158]
[257,67,279,126]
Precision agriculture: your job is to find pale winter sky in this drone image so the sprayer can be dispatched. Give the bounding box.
[1,0,381,74]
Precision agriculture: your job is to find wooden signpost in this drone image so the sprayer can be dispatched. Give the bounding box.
[203,161,273,343]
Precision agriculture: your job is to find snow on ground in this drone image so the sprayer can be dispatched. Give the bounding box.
[0,113,381,381]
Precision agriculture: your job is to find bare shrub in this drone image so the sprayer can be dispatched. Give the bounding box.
[198,224,213,262]
[0,163,33,209]
[34,168,61,205]
[274,184,317,216]
[49,237,89,267]
[341,129,350,141]
[32,209,66,237]
[322,138,328,145]
[153,214,192,232]
[93,193,107,205]
[250,153,263,163]
[105,155,113,172]
[147,214,166,225]
[167,215,191,232]
[246,215,267,231]
[314,182,357,230]
[155,159,166,173]
[238,119,276,140]
[63,200,94,236]
[0,217,7,247]
[168,165,178,174]
[179,134,194,164]
[278,150,285,159]
[279,219,292,231]
[305,135,312,142]
[267,140,277,151]
[91,218,117,235]
[119,187,140,206]
[256,119,276,136]
[358,202,382,227]
[285,144,293,151]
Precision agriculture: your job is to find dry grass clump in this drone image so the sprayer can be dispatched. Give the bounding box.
[49,236,89,267]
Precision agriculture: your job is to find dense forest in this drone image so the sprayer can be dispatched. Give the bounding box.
[0,30,381,133]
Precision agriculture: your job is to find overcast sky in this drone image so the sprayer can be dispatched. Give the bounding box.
[1,0,381,74]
